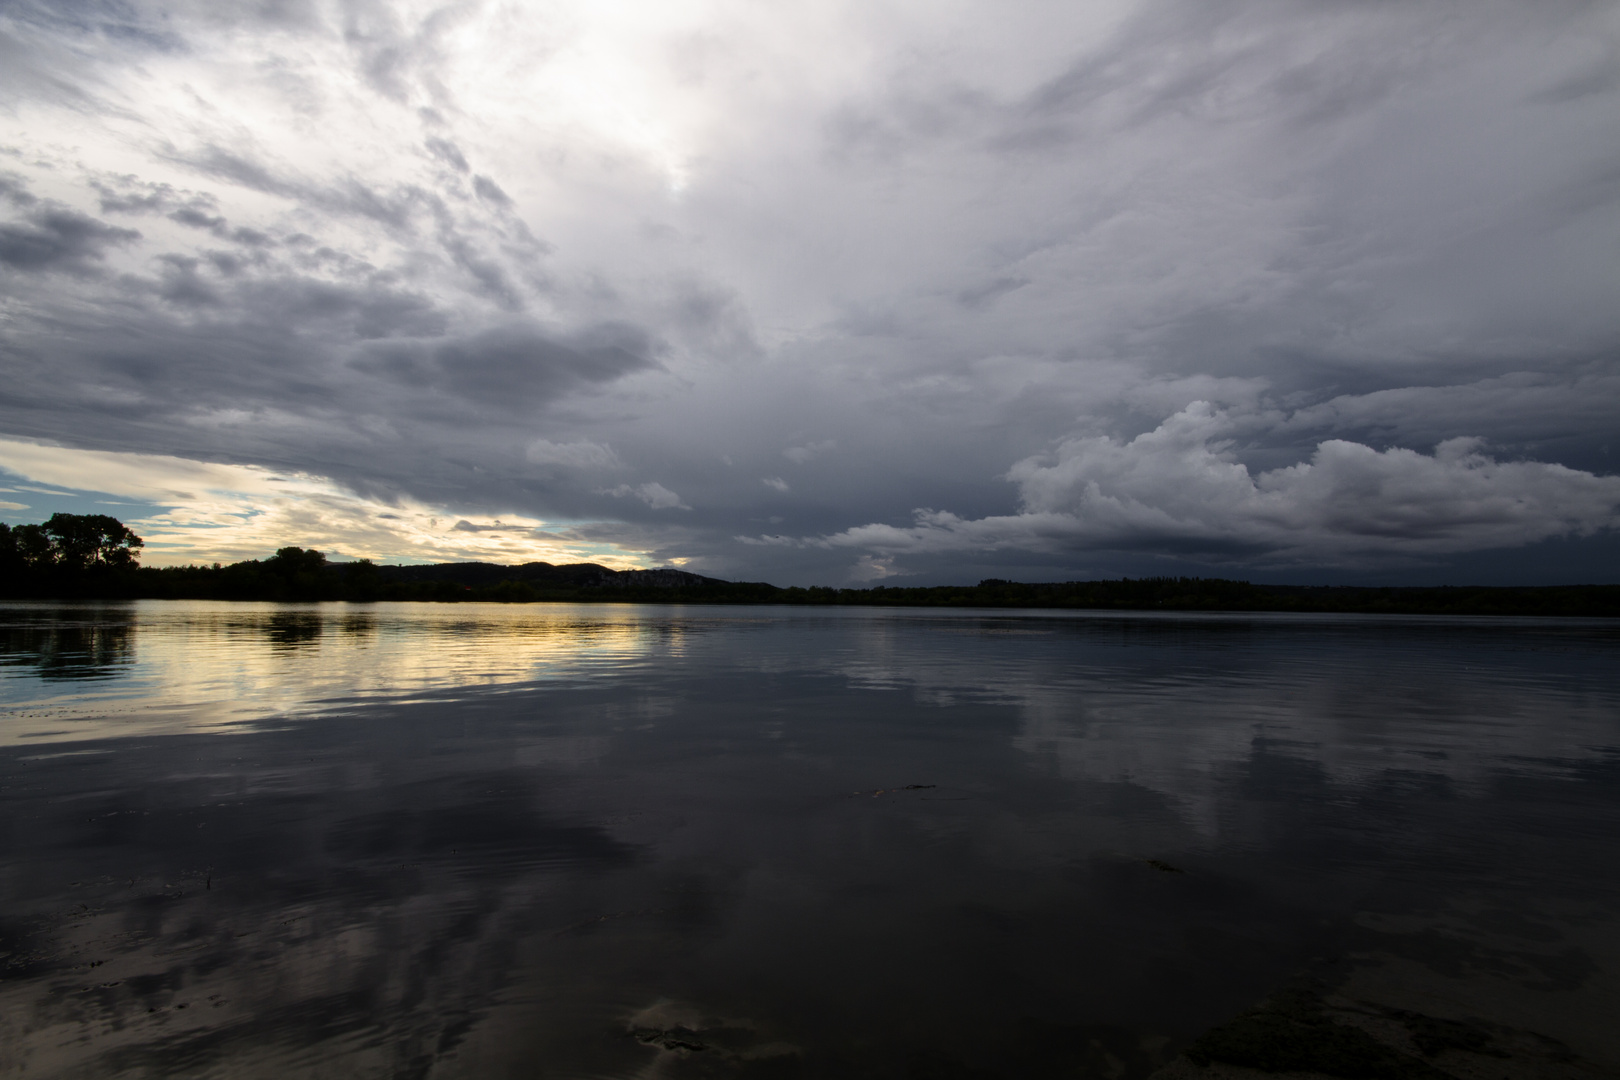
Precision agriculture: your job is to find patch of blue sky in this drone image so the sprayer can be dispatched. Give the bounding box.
[0,471,169,529]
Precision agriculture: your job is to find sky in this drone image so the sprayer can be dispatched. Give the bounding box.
[1,0,1618,585]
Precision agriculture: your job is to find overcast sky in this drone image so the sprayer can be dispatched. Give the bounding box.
[2,0,1618,584]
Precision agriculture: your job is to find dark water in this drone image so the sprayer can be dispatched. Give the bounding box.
[1,601,1617,1079]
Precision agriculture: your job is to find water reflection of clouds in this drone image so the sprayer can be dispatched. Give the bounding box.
[1,607,1617,1076]
[5,602,1616,798]
[1011,659,1620,829]
[0,602,680,745]
[815,614,1620,833]
[0,723,645,1078]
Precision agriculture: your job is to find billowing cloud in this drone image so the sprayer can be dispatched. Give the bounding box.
[814,404,1620,566]
[605,482,690,511]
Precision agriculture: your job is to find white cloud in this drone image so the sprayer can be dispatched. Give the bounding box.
[606,481,690,511]
[849,554,902,582]
[762,477,790,492]
[815,403,1620,565]
[0,500,29,511]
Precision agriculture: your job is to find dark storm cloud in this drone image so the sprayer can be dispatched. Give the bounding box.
[0,190,139,273]
[437,232,521,309]
[0,287,646,426]
[252,276,448,338]
[0,193,662,523]
[164,144,477,239]
[471,175,512,208]
[166,204,226,230]
[92,177,181,215]
[88,176,279,246]
[0,172,36,205]
[352,322,657,412]
[152,253,220,305]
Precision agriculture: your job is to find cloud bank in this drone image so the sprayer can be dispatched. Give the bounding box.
[814,404,1620,567]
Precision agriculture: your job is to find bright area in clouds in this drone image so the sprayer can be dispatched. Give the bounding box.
[0,0,1618,583]
[0,438,651,567]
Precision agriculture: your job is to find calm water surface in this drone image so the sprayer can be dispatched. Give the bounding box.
[1,601,1617,1078]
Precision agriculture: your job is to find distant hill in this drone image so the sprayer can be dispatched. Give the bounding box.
[798,578,1620,618]
[104,549,774,604]
[4,518,1617,614]
[371,560,724,590]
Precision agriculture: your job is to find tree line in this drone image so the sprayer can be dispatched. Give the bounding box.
[3,513,1617,615]
[2,513,144,586]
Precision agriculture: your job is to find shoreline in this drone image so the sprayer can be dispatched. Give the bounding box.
[4,579,1619,618]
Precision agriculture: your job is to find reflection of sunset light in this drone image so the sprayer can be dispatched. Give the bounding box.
[0,602,676,745]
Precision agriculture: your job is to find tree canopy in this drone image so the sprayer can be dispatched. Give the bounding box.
[1,513,144,572]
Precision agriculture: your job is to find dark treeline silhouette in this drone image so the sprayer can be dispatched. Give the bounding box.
[3,514,1617,615]
[804,577,1620,617]
[130,548,757,604]
[1,513,144,598]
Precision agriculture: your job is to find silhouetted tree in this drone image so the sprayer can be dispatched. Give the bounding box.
[258,546,331,600]
[0,514,141,574]
[0,514,143,597]
[343,558,381,601]
[265,546,327,576]
[11,523,56,569]
[38,513,144,570]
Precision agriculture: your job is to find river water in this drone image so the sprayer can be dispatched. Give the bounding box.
[1,601,1617,1079]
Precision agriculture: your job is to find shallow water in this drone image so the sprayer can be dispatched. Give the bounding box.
[1,601,1617,1078]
